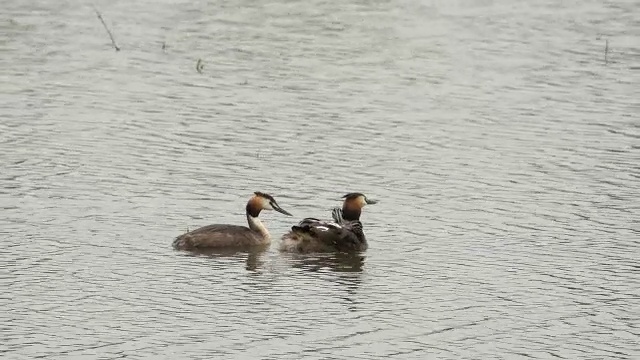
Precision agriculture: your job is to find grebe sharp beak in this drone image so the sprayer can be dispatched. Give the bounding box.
[272,202,293,216]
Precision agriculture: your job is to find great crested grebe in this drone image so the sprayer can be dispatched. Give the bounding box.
[279,193,377,253]
[173,192,292,250]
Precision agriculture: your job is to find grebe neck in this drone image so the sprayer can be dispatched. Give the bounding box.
[247,214,270,239]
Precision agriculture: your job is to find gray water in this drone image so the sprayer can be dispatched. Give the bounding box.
[2,0,639,359]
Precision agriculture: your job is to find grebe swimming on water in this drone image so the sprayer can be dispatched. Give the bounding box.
[280,193,377,253]
[173,192,292,250]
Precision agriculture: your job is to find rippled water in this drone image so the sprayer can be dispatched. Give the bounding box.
[2,0,639,359]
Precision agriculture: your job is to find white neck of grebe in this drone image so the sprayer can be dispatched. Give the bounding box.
[247,214,270,239]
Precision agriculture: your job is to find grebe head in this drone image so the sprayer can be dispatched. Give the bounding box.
[343,192,378,206]
[246,192,293,218]
[341,193,377,221]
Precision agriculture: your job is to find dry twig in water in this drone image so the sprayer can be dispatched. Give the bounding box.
[93,7,120,51]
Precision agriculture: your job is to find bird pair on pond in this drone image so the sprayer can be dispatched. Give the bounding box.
[172,192,377,253]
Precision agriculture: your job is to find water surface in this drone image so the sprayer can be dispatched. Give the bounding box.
[2,0,639,359]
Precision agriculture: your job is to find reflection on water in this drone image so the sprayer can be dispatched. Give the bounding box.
[177,247,366,273]
[2,0,639,359]
[284,252,366,273]
[177,246,270,272]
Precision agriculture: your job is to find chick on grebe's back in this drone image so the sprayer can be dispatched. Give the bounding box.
[280,193,377,253]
